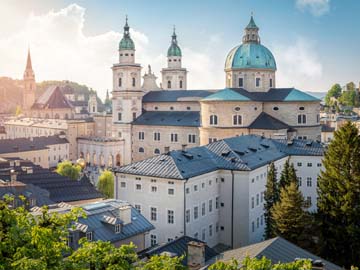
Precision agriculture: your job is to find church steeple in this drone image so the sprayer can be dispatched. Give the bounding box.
[118,16,136,64]
[242,15,260,44]
[23,48,36,110]
[26,48,33,70]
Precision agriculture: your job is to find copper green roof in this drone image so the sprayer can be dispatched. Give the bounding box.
[119,17,135,50]
[202,88,251,101]
[225,43,276,70]
[167,29,182,57]
[284,89,320,101]
[246,16,259,29]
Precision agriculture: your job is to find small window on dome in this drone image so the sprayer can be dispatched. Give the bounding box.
[273,107,279,111]
[299,107,305,111]
[169,59,172,62]
[174,59,177,62]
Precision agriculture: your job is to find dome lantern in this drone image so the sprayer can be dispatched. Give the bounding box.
[119,16,135,51]
[167,26,182,57]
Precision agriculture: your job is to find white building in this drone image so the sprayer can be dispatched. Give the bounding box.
[114,135,323,248]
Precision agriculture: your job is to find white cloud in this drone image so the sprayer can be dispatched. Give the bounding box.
[0,3,222,99]
[296,0,330,16]
[271,37,323,90]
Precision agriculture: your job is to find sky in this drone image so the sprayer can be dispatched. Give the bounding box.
[0,0,359,99]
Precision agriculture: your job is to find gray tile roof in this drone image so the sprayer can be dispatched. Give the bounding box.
[115,135,323,180]
[321,124,335,132]
[73,200,154,243]
[0,158,102,203]
[0,135,69,154]
[248,112,290,130]
[207,237,341,270]
[132,111,200,127]
[141,236,218,266]
[143,90,216,102]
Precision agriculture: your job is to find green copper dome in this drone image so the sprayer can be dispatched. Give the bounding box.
[167,29,182,57]
[119,17,135,51]
[225,16,276,70]
[225,43,276,70]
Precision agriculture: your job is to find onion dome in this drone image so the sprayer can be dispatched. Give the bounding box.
[167,27,182,57]
[119,16,135,50]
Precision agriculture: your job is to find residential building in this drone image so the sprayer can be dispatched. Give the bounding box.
[114,135,323,248]
[31,199,154,252]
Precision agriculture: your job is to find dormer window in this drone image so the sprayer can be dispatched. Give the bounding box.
[86,231,93,241]
[115,224,121,234]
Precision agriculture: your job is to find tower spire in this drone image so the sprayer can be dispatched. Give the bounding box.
[26,48,33,70]
[172,25,177,44]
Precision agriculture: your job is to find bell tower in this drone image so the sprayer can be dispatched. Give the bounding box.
[111,17,142,165]
[23,48,36,110]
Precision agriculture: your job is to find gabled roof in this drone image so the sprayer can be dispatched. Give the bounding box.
[202,88,251,101]
[141,236,218,266]
[132,111,200,127]
[248,112,290,130]
[32,86,73,109]
[209,237,341,270]
[115,135,323,180]
[143,90,216,102]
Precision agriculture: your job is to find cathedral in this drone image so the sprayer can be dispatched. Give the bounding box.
[110,16,321,165]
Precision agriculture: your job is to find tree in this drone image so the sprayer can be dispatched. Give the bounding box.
[56,160,81,180]
[279,159,297,189]
[208,256,311,270]
[97,170,114,199]
[271,182,308,245]
[263,162,278,239]
[0,198,185,270]
[339,89,356,107]
[317,121,360,267]
[325,83,342,106]
[15,105,22,116]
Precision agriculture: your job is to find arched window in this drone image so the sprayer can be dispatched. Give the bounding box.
[132,78,136,87]
[269,78,273,88]
[54,113,60,119]
[180,80,183,89]
[210,115,218,126]
[256,78,261,87]
[238,78,244,87]
[118,78,122,87]
[298,114,307,124]
[154,148,160,155]
[167,80,171,89]
[139,147,144,153]
[233,115,242,126]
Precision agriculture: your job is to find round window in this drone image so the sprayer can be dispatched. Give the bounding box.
[234,107,241,112]
[299,107,305,110]
[273,107,279,111]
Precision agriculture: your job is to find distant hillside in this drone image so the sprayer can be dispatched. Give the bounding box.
[0,77,24,113]
[306,91,327,101]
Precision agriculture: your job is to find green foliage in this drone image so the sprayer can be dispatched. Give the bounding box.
[339,89,356,107]
[0,199,186,270]
[264,162,278,239]
[317,121,360,267]
[279,159,297,190]
[271,182,309,245]
[209,256,312,270]
[97,170,114,199]
[325,83,342,106]
[15,105,22,116]
[56,160,81,180]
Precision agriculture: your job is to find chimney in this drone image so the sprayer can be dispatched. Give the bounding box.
[181,144,187,151]
[10,169,17,183]
[119,205,132,225]
[164,146,170,153]
[187,241,206,270]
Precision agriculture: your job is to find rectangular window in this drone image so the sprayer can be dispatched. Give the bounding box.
[256,77,261,87]
[151,186,157,193]
[186,209,191,223]
[239,77,244,87]
[201,182,205,189]
[251,197,255,209]
[298,114,307,124]
[317,163,322,167]
[216,222,219,233]
[120,182,126,188]
[150,234,157,246]
[209,138,218,144]
[261,214,264,226]
[133,112,137,121]
[256,194,259,206]
[194,185,198,192]
[150,207,157,221]
[209,199,213,212]
[257,217,259,228]
[194,206,199,220]
[201,202,206,216]
[115,224,121,233]
[170,133,178,142]
[233,115,242,126]
[138,132,145,140]
[252,221,255,232]
[260,192,264,203]
[209,224,213,237]
[168,188,175,195]
[306,196,312,207]
[154,132,160,141]
[188,134,196,143]
[118,113,122,121]
[202,228,206,241]
[186,187,190,194]
[270,78,273,87]
[167,210,174,224]
[307,177,312,187]
[297,162,302,167]
[215,197,219,209]
[298,177,302,187]
[135,204,141,213]
[136,184,142,190]
[86,232,93,241]
[307,162,312,167]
